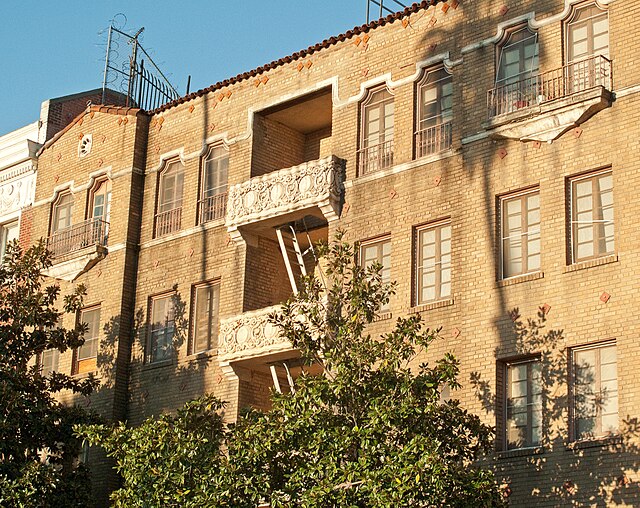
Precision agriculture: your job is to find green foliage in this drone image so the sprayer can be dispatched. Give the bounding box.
[223,232,504,507]
[83,232,503,507]
[79,396,226,508]
[0,240,98,507]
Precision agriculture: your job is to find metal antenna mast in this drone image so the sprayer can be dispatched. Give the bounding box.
[101,19,180,110]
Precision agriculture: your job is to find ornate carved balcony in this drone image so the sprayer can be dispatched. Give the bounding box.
[226,155,343,242]
[218,305,292,363]
[484,55,613,142]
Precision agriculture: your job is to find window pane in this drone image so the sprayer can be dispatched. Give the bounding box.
[149,295,175,362]
[506,359,541,449]
[416,223,451,304]
[193,284,220,353]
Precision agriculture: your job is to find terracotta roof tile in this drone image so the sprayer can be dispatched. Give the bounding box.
[151,1,441,114]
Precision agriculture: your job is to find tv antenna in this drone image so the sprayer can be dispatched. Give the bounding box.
[366,0,408,23]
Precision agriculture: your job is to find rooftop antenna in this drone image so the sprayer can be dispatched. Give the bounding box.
[366,0,407,23]
[100,15,180,110]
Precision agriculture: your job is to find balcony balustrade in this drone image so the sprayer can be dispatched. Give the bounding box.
[218,305,291,362]
[47,218,109,258]
[357,139,394,176]
[487,55,612,119]
[415,121,452,158]
[226,155,343,241]
[155,207,182,238]
[198,193,227,224]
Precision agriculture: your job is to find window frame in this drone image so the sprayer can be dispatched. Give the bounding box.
[495,25,539,87]
[0,219,19,262]
[499,187,541,280]
[51,191,74,234]
[568,168,614,264]
[198,144,229,224]
[565,2,609,64]
[73,305,101,375]
[147,292,177,364]
[569,339,618,441]
[413,219,452,306]
[39,348,60,377]
[359,235,392,312]
[414,66,453,159]
[503,356,543,450]
[155,159,185,237]
[190,280,221,355]
[358,85,395,175]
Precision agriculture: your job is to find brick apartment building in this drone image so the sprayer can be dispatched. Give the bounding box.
[21,0,640,505]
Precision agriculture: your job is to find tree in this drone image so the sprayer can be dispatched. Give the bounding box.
[80,233,504,507]
[0,240,97,507]
[221,232,504,507]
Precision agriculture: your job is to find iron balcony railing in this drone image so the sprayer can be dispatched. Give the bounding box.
[487,55,612,119]
[198,193,227,224]
[47,218,109,258]
[415,120,453,158]
[357,139,394,176]
[155,207,182,238]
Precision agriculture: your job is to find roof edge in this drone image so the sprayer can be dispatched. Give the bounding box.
[151,0,440,115]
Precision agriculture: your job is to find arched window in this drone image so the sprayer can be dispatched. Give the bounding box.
[155,160,184,237]
[52,192,74,234]
[415,67,453,158]
[358,86,394,175]
[89,178,112,246]
[199,145,228,224]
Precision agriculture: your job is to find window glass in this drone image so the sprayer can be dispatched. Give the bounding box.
[571,171,614,262]
[149,294,176,363]
[501,189,541,278]
[359,87,394,175]
[200,146,228,223]
[52,193,73,233]
[506,359,542,449]
[416,222,451,305]
[573,343,618,440]
[76,307,100,374]
[192,283,220,354]
[360,237,391,311]
[416,68,453,157]
[0,220,19,262]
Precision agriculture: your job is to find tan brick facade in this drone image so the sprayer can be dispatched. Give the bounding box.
[28,0,640,505]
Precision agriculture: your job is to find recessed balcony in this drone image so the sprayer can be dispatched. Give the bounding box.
[44,218,108,281]
[484,55,613,142]
[226,155,344,243]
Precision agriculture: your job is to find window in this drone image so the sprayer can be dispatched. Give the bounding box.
[40,349,60,376]
[505,358,542,449]
[415,67,453,158]
[90,178,111,246]
[358,86,394,175]
[570,170,614,263]
[566,3,610,93]
[52,193,74,234]
[191,281,220,354]
[567,3,609,63]
[0,220,19,262]
[74,307,100,375]
[493,27,539,115]
[155,160,184,237]
[500,189,541,278]
[415,221,451,305]
[148,294,176,363]
[360,236,391,311]
[199,145,228,224]
[572,341,618,440]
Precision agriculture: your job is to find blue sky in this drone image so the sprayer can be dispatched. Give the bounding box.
[0,1,368,135]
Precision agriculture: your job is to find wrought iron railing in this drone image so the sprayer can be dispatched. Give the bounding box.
[357,139,394,176]
[487,55,612,119]
[198,193,227,224]
[155,207,182,238]
[415,121,453,158]
[47,219,109,258]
